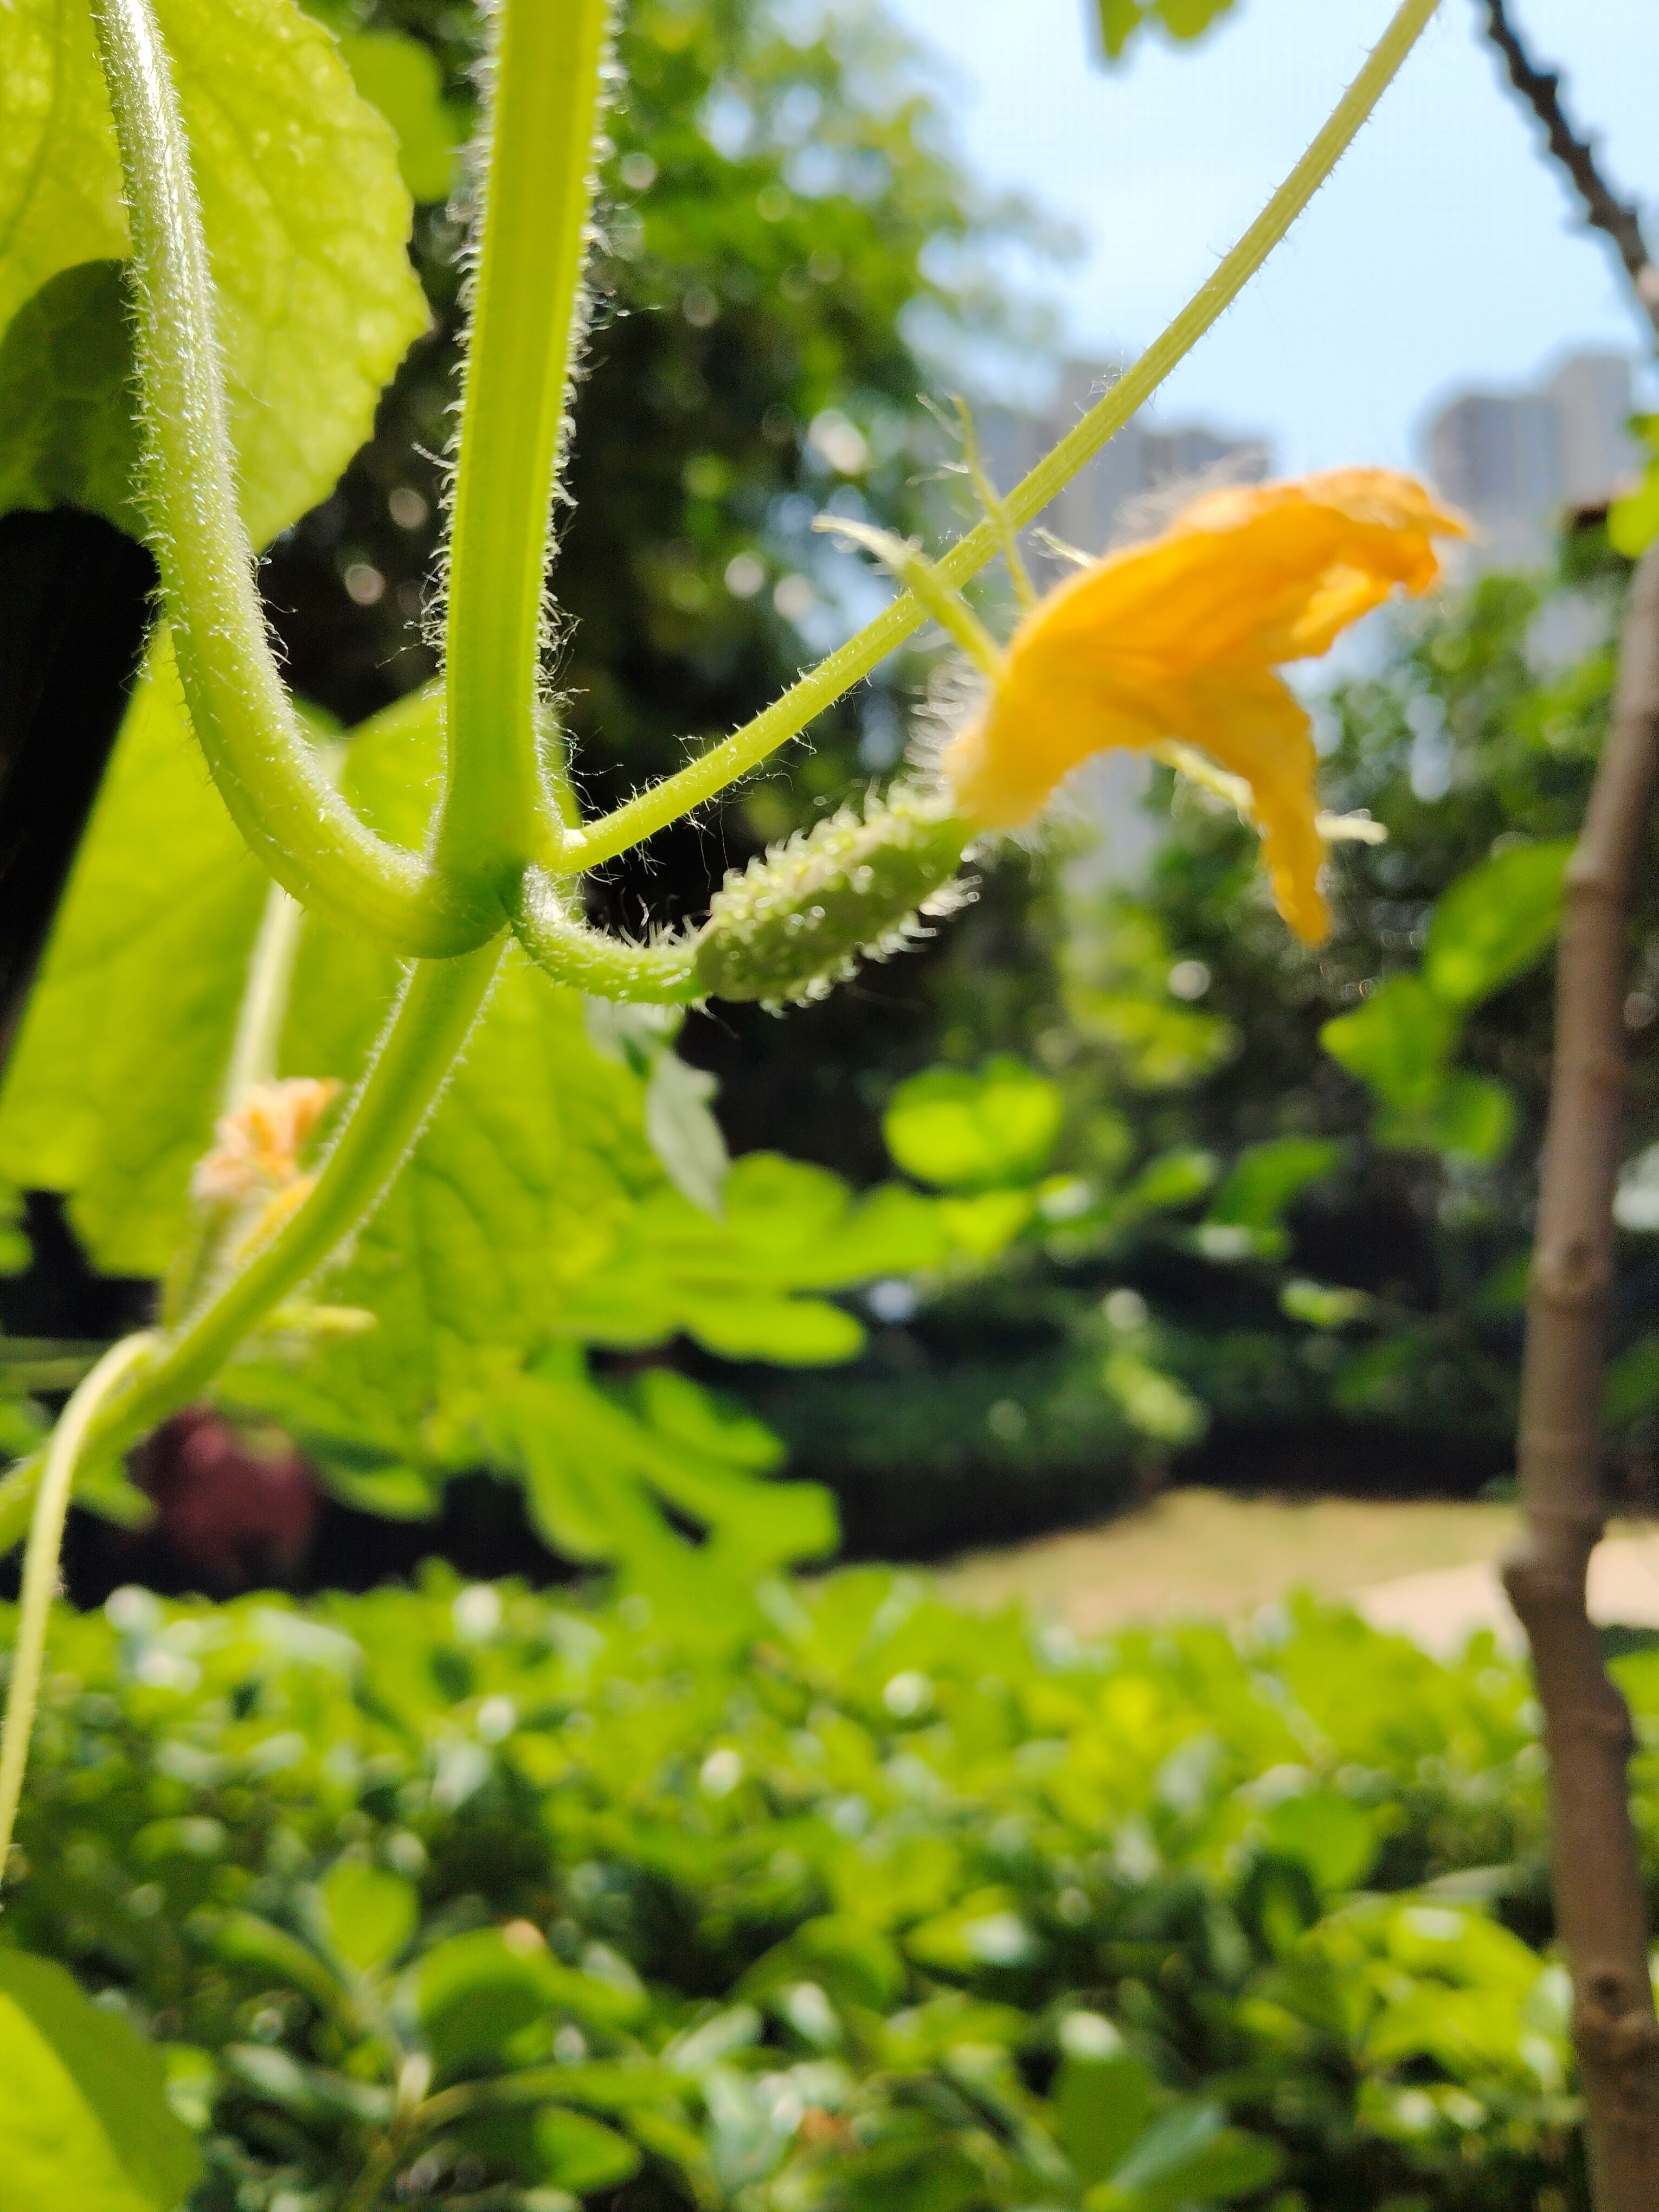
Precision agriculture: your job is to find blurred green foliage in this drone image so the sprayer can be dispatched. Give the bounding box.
[1115,524,1658,1469]
[2,1570,1603,2209]
[838,526,1659,1517]
[1092,0,1239,65]
[1320,839,1571,1166]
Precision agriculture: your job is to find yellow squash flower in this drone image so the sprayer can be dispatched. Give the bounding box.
[940,468,1467,942]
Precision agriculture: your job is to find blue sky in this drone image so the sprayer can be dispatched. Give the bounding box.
[881,0,1658,475]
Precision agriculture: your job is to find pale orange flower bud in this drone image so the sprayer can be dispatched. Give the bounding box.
[940,468,1467,943]
[193,1078,340,1204]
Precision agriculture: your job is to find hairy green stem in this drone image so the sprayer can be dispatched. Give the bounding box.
[91,0,494,956]
[436,0,611,888]
[0,1332,158,1882]
[812,517,1006,677]
[954,396,1037,610]
[0,946,503,1553]
[223,880,307,1109]
[510,869,700,1003]
[562,0,1441,871]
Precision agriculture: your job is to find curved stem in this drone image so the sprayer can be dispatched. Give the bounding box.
[222,879,307,1110]
[561,0,1441,873]
[509,869,699,1003]
[0,943,504,1555]
[436,0,611,889]
[91,0,495,957]
[0,1332,158,1882]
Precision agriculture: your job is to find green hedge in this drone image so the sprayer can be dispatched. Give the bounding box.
[5,1570,1632,2210]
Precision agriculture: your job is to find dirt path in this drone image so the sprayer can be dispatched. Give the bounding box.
[936,1487,1659,1652]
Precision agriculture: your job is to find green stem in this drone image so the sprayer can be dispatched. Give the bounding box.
[91,0,494,957]
[812,518,1006,677]
[0,945,504,1554]
[953,397,1036,611]
[162,875,312,1331]
[436,0,611,889]
[222,880,307,1109]
[562,0,1441,873]
[0,1332,158,1882]
[510,870,701,1003]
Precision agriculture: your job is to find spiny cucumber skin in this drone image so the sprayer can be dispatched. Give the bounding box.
[692,798,973,1008]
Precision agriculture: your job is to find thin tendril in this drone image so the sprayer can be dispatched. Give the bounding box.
[0,1333,158,1886]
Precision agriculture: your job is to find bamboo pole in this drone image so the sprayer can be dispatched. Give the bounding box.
[1502,539,1659,2209]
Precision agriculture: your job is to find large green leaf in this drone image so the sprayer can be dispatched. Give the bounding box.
[1421,839,1572,1009]
[0,261,141,531]
[415,1926,646,2076]
[1261,1789,1378,1892]
[0,639,268,1276]
[0,1951,201,2211]
[0,659,652,1282]
[0,0,427,544]
[293,0,464,204]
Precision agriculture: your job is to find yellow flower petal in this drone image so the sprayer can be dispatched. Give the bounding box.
[940,468,1466,944]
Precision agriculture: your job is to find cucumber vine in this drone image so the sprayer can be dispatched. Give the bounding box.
[0,0,1442,1879]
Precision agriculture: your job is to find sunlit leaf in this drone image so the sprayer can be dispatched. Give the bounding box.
[1375,1069,1516,1165]
[1610,422,1659,556]
[1279,1277,1373,1329]
[336,30,460,204]
[1065,987,1236,1092]
[1320,975,1458,1116]
[883,1058,1063,1191]
[1421,839,1571,1009]
[316,1859,418,1975]
[0,1951,201,2211]
[0,0,427,544]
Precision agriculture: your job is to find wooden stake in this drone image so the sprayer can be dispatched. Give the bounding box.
[1503,540,1659,2209]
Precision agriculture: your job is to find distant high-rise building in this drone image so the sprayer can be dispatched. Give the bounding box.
[979,362,1271,567]
[1425,351,1640,569]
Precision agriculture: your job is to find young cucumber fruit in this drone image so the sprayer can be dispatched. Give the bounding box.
[692,789,975,1008]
